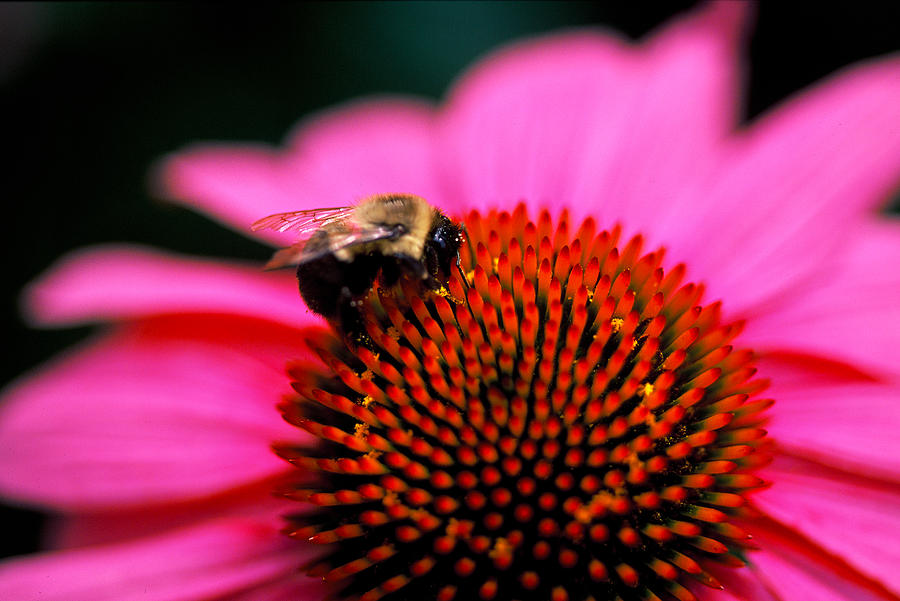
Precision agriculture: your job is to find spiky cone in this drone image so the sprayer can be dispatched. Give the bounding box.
[274,204,772,601]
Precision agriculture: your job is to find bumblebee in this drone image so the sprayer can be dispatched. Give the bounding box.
[252,194,464,336]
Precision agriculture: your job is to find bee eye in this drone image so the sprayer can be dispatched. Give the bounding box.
[432,222,460,251]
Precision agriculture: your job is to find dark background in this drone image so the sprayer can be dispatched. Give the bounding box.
[2,1,898,560]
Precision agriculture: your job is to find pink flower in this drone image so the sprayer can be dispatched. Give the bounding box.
[2,2,900,600]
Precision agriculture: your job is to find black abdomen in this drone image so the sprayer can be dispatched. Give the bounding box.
[296,253,383,319]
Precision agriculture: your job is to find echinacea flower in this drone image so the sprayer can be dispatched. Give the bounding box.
[2,2,900,600]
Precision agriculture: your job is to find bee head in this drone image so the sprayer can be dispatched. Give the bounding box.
[426,215,464,278]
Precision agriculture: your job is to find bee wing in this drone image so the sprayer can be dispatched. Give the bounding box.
[261,224,404,270]
[261,244,307,270]
[250,207,357,236]
[253,206,360,270]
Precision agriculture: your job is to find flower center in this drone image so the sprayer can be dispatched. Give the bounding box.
[277,205,771,601]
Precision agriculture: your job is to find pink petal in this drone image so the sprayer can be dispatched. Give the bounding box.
[755,455,900,595]
[24,245,318,328]
[48,486,293,550]
[0,316,311,510]
[219,577,324,601]
[683,565,773,601]
[437,30,634,217]
[763,376,900,482]
[282,98,444,206]
[154,144,292,244]
[747,524,896,601]
[740,219,900,378]
[158,98,442,246]
[0,518,306,601]
[437,2,746,223]
[675,56,900,314]
[754,350,880,391]
[572,0,749,236]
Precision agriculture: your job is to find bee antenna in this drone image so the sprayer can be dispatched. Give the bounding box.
[455,225,470,289]
[455,251,470,289]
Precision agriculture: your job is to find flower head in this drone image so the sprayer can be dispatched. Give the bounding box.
[280,205,772,601]
[2,3,900,601]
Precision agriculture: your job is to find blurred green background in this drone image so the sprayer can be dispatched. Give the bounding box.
[1,1,898,559]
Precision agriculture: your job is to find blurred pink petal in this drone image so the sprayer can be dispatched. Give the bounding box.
[160,99,440,246]
[756,456,900,595]
[741,219,900,377]
[440,2,747,225]
[48,486,293,550]
[24,245,317,329]
[764,377,900,482]
[283,98,444,207]
[154,144,290,244]
[441,3,745,224]
[218,576,326,601]
[748,525,895,601]
[437,30,635,216]
[677,55,900,314]
[0,319,304,510]
[0,518,308,601]
[578,0,747,233]
[683,564,773,601]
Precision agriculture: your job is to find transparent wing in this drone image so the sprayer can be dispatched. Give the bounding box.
[261,223,404,270]
[250,207,357,236]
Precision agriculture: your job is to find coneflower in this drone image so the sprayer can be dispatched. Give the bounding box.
[1,3,898,601]
[280,206,771,601]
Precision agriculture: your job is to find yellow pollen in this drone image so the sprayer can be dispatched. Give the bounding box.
[360,395,374,408]
[492,257,500,272]
[465,269,475,285]
[489,537,512,559]
[437,284,464,305]
[574,506,592,524]
[354,423,369,438]
[445,518,474,540]
[610,318,624,333]
[591,491,613,508]
[638,383,655,397]
[445,518,461,537]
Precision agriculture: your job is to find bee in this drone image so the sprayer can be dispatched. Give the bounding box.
[252,194,465,337]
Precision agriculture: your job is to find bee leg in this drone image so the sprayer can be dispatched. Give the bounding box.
[421,245,444,290]
[455,252,469,289]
